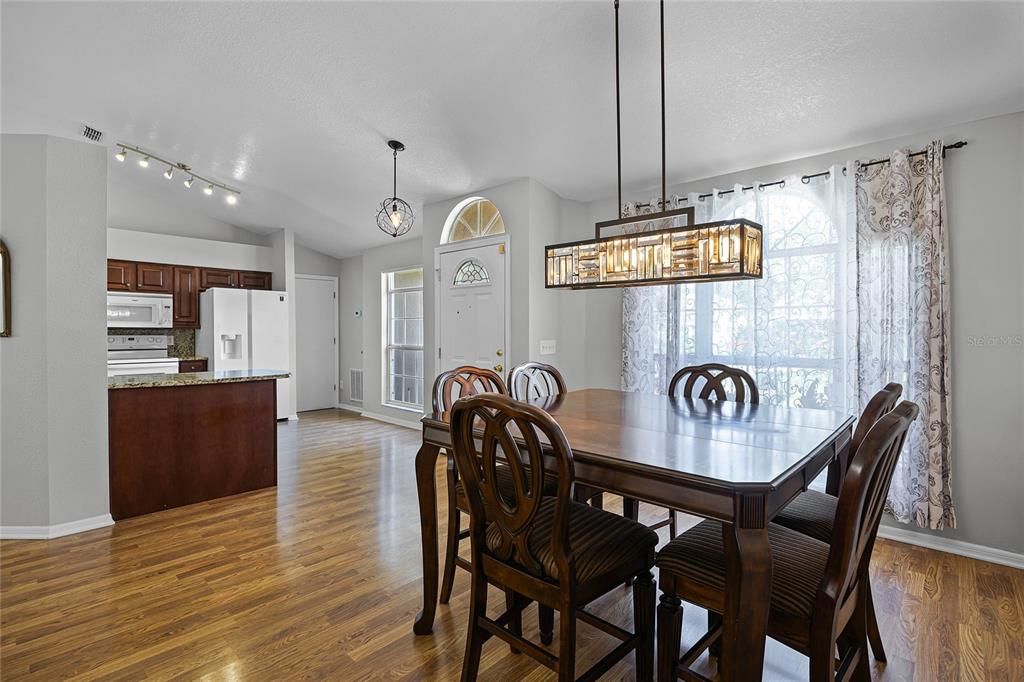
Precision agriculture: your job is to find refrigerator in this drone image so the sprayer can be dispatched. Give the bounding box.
[197,288,292,420]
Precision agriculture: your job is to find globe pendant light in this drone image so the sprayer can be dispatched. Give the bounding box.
[376,140,414,238]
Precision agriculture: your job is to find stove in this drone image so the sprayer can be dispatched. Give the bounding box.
[107,334,179,377]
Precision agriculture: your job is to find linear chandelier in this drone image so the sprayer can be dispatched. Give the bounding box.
[545,0,763,290]
[113,143,241,205]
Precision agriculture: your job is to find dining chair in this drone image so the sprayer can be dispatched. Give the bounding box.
[655,400,918,682]
[450,393,658,681]
[507,361,567,401]
[436,365,510,605]
[772,382,902,662]
[633,363,760,540]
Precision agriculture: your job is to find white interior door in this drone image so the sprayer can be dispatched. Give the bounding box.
[295,277,338,412]
[438,240,507,377]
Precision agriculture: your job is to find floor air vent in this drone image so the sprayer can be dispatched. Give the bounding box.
[81,124,103,142]
[349,369,364,403]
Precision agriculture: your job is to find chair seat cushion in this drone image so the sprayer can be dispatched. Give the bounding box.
[455,463,559,504]
[772,490,837,544]
[486,498,658,585]
[656,520,829,620]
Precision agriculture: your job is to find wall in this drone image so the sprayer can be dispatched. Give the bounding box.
[337,255,364,408]
[1,134,111,536]
[269,229,298,419]
[108,174,268,245]
[568,111,1024,555]
[108,228,276,271]
[295,243,342,277]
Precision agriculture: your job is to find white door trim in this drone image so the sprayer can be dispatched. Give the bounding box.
[434,235,512,378]
[296,274,340,406]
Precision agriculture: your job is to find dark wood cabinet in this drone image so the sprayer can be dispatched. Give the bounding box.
[172,266,200,328]
[178,358,208,373]
[238,270,273,290]
[107,260,136,291]
[199,267,238,291]
[135,262,173,293]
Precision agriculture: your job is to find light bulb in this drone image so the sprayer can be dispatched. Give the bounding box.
[115,148,126,162]
[184,176,194,188]
[163,166,174,180]
[225,194,238,205]
[138,156,150,168]
[390,210,402,227]
[203,184,214,195]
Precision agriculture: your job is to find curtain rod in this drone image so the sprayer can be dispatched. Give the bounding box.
[632,140,967,208]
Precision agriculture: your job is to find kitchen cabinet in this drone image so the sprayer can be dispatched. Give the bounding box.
[135,262,173,293]
[199,267,238,291]
[172,266,200,328]
[107,260,136,291]
[238,270,272,290]
[178,358,208,373]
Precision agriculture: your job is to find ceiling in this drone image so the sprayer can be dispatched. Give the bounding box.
[3,1,1022,258]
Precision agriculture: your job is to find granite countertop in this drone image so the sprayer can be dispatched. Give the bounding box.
[109,369,289,390]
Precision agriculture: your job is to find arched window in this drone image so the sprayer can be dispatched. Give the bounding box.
[441,197,506,244]
[452,258,490,287]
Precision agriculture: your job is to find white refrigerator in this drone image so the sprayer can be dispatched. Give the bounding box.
[197,288,291,420]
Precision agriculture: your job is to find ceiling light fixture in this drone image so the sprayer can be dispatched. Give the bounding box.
[375,140,414,238]
[544,0,763,289]
[113,142,241,203]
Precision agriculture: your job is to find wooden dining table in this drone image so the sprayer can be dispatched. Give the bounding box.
[413,388,854,682]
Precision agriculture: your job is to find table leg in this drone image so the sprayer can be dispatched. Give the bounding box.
[720,522,771,682]
[414,442,442,635]
[826,428,852,495]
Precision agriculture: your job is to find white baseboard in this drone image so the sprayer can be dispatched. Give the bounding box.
[877,525,1024,570]
[358,409,420,431]
[334,403,363,415]
[1,513,114,540]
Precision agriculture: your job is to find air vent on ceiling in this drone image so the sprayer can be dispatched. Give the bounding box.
[81,124,103,142]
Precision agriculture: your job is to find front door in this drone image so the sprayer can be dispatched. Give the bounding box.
[437,240,507,379]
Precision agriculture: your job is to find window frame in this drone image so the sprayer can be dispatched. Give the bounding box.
[382,267,425,412]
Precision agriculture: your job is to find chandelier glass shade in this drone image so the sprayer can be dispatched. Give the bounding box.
[376,140,414,238]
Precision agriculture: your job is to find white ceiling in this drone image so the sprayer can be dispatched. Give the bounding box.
[3,1,1022,258]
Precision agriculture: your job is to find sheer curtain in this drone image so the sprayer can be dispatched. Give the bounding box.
[622,166,857,412]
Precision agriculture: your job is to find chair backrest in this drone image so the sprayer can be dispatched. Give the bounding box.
[450,393,576,582]
[507,362,567,401]
[822,400,918,607]
[849,383,902,465]
[668,363,759,403]
[431,365,507,414]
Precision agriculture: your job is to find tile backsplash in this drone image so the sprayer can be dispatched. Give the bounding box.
[108,328,197,359]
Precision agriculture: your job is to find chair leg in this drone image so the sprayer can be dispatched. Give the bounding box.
[849,595,872,682]
[539,604,554,645]
[668,509,677,539]
[439,504,460,604]
[460,568,488,682]
[707,611,722,659]
[557,604,576,682]
[657,593,683,682]
[623,497,639,521]
[506,590,522,655]
[865,581,887,662]
[633,570,656,682]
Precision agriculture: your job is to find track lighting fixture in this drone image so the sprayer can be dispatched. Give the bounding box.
[112,142,242,204]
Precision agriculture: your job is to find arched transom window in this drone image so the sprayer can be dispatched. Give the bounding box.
[442,197,506,243]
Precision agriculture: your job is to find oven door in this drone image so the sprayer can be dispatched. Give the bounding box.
[107,294,173,328]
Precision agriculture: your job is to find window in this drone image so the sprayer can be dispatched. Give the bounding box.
[441,197,505,243]
[452,258,490,286]
[383,267,424,410]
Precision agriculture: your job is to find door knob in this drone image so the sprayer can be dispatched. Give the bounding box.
[494,364,504,373]
[496,349,503,357]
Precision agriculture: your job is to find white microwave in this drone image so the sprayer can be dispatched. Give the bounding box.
[106,292,174,328]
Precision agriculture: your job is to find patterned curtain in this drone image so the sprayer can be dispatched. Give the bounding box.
[854,141,956,530]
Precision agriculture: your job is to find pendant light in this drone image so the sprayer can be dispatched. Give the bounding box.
[545,0,763,289]
[376,140,414,238]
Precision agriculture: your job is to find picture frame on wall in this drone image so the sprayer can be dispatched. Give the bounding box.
[1,239,10,337]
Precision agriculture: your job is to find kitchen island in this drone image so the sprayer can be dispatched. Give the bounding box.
[108,369,288,520]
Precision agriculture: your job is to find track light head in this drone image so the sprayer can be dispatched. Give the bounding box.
[184,176,195,188]
[114,147,126,162]
[163,166,174,180]
[138,156,150,168]
[204,184,214,195]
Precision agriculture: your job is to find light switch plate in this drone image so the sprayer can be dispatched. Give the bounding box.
[539,339,557,356]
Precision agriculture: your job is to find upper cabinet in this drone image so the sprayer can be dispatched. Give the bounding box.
[107,260,136,291]
[107,259,272,328]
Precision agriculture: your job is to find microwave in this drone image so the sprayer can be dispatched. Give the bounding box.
[106,292,174,328]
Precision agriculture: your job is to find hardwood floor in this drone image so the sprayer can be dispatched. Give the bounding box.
[2,409,1021,680]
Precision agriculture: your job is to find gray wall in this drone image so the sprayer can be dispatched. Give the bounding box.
[565,111,1024,554]
[1,134,110,529]
[295,243,342,277]
[337,255,364,408]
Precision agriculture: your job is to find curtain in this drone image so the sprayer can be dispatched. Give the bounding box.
[622,166,857,412]
[854,141,955,529]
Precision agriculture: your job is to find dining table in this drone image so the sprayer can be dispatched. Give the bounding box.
[412,388,854,682]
